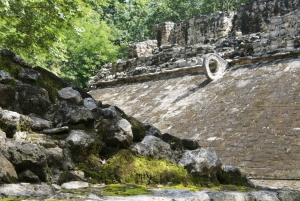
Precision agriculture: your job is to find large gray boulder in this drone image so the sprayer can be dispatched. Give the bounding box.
[131,135,176,163]
[0,109,33,138]
[83,97,100,110]
[57,87,82,104]
[16,83,51,116]
[45,146,64,167]
[99,117,133,148]
[0,154,18,184]
[178,148,221,176]
[4,140,48,182]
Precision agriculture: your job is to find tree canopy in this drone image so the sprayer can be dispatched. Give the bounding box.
[0,0,249,87]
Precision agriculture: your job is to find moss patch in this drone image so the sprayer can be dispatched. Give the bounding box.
[0,198,23,201]
[0,55,23,78]
[80,149,205,186]
[101,184,151,196]
[34,66,67,102]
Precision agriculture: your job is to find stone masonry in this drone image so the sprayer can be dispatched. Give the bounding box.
[88,0,300,180]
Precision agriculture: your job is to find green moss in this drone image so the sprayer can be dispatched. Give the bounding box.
[216,168,251,187]
[101,184,151,196]
[0,55,23,78]
[34,66,67,102]
[0,198,23,201]
[80,150,198,186]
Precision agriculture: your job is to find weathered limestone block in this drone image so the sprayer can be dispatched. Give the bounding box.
[128,40,158,58]
[178,148,221,176]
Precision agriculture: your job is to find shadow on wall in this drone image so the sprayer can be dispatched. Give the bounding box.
[172,79,210,104]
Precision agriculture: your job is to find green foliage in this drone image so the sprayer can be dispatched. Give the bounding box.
[47,12,118,88]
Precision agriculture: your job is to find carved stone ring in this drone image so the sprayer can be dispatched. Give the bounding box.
[203,53,228,81]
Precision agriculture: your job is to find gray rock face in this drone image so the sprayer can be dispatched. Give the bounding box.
[0,70,13,83]
[18,68,40,82]
[30,116,52,131]
[0,84,15,109]
[100,118,133,148]
[16,83,51,116]
[83,97,99,110]
[57,87,83,104]
[41,126,69,134]
[0,154,18,183]
[0,109,33,138]
[0,183,53,198]
[131,135,176,163]
[4,140,48,182]
[52,104,94,127]
[178,148,221,175]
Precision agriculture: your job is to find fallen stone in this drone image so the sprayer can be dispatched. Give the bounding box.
[61,181,89,189]
[57,87,83,104]
[178,148,221,175]
[18,170,41,183]
[41,126,69,134]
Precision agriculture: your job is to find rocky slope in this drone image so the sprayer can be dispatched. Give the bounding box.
[0,50,272,200]
[88,0,300,181]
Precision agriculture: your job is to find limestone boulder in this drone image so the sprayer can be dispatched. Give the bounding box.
[0,84,15,109]
[16,83,51,116]
[101,106,118,119]
[52,103,94,127]
[127,116,146,142]
[0,70,13,83]
[131,135,176,163]
[83,97,100,110]
[0,154,18,184]
[57,87,82,104]
[178,148,221,176]
[4,140,48,182]
[66,130,102,163]
[0,109,33,138]
[99,118,133,148]
[61,181,89,189]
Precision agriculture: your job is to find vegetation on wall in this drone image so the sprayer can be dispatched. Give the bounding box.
[0,0,249,87]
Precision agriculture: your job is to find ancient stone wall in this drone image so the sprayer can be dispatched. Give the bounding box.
[168,12,235,46]
[88,0,300,89]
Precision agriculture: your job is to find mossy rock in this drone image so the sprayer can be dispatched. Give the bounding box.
[34,66,67,102]
[80,149,205,186]
[0,54,23,78]
[101,184,151,196]
[216,167,252,187]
